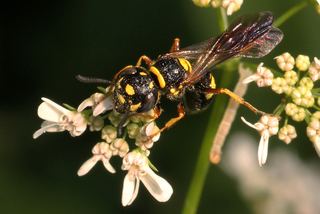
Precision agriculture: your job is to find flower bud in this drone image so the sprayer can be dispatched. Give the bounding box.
[89,116,104,131]
[299,77,314,90]
[110,138,129,157]
[127,123,141,139]
[284,70,298,86]
[101,125,117,143]
[278,124,297,144]
[275,52,295,72]
[271,77,288,94]
[296,55,310,71]
[308,57,320,81]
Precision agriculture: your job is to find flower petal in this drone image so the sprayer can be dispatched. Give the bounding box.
[241,117,259,130]
[77,156,100,176]
[258,131,269,167]
[122,174,139,206]
[77,98,94,112]
[102,158,116,174]
[38,98,71,122]
[93,95,113,116]
[32,122,63,139]
[140,167,173,202]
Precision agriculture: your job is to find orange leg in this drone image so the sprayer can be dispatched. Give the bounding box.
[149,103,185,139]
[208,88,265,115]
[170,38,181,52]
[136,55,153,67]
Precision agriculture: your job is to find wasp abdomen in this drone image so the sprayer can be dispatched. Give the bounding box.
[113,67,159,114]
[183,72,216,114]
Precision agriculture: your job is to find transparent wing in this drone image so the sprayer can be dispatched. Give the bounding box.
[164,37,217,60]
[182,11,283,85]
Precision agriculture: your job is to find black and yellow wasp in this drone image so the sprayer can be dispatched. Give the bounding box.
[77,11,283,137]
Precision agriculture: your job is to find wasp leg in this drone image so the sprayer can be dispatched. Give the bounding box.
[149,103,185,139]
[117,113,131,137]
[169,38,181,52]
[136,55,153,67]
[207,88,265,115]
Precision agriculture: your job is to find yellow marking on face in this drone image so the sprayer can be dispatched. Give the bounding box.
[125,84,135,95]
[178,58,192,73]
[210,75,216,89]
[139,72,147,76]
[130,102,141,112]
[150,66,166,88]
[149,81,154,89]
[117,94,125,104]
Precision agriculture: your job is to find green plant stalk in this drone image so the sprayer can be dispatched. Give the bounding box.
[274,1,308,27]
[181,8,230,214]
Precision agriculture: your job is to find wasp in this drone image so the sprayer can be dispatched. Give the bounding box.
[77,11,283,137]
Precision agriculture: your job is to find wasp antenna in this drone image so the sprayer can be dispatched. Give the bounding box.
[76,75,112,85]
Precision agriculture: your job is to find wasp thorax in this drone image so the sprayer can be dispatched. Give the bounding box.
[150,57,191,101]
[113,67,159,114]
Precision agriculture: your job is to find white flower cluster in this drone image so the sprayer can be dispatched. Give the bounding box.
[192,0,243,15]
[243,53,320,164]
[33,88,172,206]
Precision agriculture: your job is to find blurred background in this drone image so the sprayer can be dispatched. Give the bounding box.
[1,0,320,213]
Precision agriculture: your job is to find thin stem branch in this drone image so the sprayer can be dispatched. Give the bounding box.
[274,1,308,27]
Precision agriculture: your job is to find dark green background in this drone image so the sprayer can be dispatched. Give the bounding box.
[1,0,319,213]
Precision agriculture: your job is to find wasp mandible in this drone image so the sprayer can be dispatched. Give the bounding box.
[77,11,283,137]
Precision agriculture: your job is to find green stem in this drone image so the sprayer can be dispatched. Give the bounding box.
[274,1,308,27]
[181,68,234,214]
[181,9,230,214]
[216,8,229,31]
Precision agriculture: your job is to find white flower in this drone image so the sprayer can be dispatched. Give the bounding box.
[77,142,115,176]
[135,122,161,151]
[275,52,295,72]
[241,115,279,167]
[296,55,310,71]
[33,97,87,139]
[78,91,113,116]
[308,57,320,81]
[222,0,243,16]
[307,118,320,157]
[121,151,173,206]
[242,63,274,87]
[278,124,297,144]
